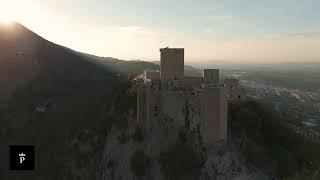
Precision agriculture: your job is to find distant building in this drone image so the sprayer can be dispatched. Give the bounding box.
[136,48,228,145]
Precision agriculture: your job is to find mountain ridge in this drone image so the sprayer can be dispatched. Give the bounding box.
[0,22,156,180]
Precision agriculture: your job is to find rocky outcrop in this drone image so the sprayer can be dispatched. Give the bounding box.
[100,111,270,180]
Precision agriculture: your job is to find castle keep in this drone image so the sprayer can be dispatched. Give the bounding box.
[136,48,228,145]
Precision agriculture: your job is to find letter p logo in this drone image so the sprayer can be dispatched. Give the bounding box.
[10,145,35,170]
[19,153,26,163]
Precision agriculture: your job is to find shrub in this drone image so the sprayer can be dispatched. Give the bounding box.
[158,142,201,180]
[130,149,150,177]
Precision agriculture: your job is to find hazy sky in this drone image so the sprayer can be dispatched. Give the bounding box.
[1,0,320,62]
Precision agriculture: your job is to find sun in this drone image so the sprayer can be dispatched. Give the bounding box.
[0,0,20,24]
[0,14,15,24]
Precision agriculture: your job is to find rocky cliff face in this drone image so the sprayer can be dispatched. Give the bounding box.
[99,97,270,180]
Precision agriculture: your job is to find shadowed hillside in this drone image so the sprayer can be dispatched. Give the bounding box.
[0,22,43,100]
[0,22,158,179]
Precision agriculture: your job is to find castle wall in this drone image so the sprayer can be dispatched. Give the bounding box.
[160,92,186,127]
[203,69,219,83]
[144,70,160,80]
[138,86,228,144]
[183,77,203,90]
[186,96,202,132]
[219,88,228,140]
[201,88,227,144]
[136,48,228,146]
[160,48,184,80]
[145,88,161,128]
[137,87,146,128]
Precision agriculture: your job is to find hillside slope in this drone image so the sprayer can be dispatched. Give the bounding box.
[0,22,43,100]
[0,22,156,179]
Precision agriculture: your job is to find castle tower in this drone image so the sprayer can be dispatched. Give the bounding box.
[203,69,219,83]
[160,48,184,81]
[136,47,228,146]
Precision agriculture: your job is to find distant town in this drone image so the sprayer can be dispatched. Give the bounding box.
[221,70,320,143]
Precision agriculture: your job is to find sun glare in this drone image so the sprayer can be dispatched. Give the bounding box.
[0,4,13,23]
[0,15,14,24]
[0,0,27,24]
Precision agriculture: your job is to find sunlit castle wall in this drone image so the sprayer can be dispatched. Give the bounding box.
[160,48,184,81]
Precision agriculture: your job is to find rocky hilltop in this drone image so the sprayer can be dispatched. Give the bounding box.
[99,84,269,180]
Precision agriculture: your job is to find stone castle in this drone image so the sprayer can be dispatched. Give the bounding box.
[135,48,228,145]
